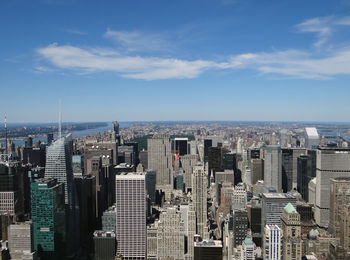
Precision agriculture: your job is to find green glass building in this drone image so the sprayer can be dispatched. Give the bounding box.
[31,178,65,258]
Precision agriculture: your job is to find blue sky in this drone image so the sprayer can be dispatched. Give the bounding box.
[1,0,350,123]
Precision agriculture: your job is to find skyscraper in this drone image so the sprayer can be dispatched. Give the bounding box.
[281,203,302,260]
[157,207,185,259]
[314,147,350,228]
[145,170,156,203]
[296,152,316,202]
[44,134,80,256]
[115,172,146,259]
[147,135,173,190]
[192,164,208,239]
[31,178,65,259]
[264,145,282,192]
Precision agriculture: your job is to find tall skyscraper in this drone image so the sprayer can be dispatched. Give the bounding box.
[44,134,80,256]
[31,178,65,259]
[329,177,350,237]
[180,154,198,192]
[314,147,350,228]
[147,135,173,189]
[251,158,264,185]
[45,134,74,205]
[264,225,282,260]
[296,151,316,202]
[157,207,185,259]
[281,203,302,260]
[115,172,146,259]
[192,164,208,239]
[264,145,282,192]
[179,203,196,259]
[145,170,156,203]
[261,193,296,236]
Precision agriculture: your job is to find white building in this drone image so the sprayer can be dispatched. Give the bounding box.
[264,225,282,260]
[305,128,319,149]
[115,172,146,259]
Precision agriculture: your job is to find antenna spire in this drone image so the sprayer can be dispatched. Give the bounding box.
[58,99,62,139]
[4,113,8,155]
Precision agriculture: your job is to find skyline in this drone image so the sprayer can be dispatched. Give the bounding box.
[1,0,350,122]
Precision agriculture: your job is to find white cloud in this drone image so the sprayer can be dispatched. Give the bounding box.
[36,43,350,80]
[104,29,171,53]
[296,16,350,47]
[63,29,87,35]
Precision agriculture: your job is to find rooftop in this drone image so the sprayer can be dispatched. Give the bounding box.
[284,203,297,213]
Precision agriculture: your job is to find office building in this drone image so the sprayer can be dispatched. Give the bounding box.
[264,146,282,192]
[157,207,185,259]
[281,148,293,193]
[145,170,156,203]
[22,146,46,167]
[314,147,350,228]
[179,203,196,259]
[192,164,208,239]
[74,174,96,244]
[147,135,173,189]
[251,158,264,185]
[296,152,316,202]
[281,203,302,260]
[264,225,282,260]
[93,231,116,260]
[194,240,222,260]
[115,172,146,259]
[174,138,188,156]
[232,209,248,247]
[261,193,296,235]
[0,161,24,218]
[232,183,247,211]
[8,222,34,260]
[45,134,80,256]
[329,177,350,237]
[147,223,158,260]
[180,154,199,192]
[31,178,65,259]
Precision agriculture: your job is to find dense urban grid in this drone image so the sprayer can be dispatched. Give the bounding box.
[1,120,350,260]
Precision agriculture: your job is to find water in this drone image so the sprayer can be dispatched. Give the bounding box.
[0,122,113,147]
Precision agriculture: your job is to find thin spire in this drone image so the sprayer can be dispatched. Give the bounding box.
[58,99,62,139]
[4,113,8,155]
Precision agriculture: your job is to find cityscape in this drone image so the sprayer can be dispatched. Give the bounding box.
[2,0,350,260]
[1,120,350,259]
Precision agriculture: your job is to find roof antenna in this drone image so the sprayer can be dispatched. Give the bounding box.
[58,99,62,139]
[4,113,8,155]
